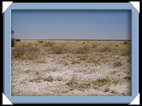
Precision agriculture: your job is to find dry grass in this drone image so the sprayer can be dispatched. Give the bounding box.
[91,77,111,87]
[12,40,131,96]
[104,88,110,92]
[66,74,91,90]
[113,61,123,67]
[76,44,90,54]
[43,76,54,82]
[12,44,40,60]
[99,46,112,52]
[12,40,131,57]
[29,73,64,82]
[35,59,46,63]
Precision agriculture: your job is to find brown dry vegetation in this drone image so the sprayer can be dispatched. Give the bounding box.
[11,40,131,96]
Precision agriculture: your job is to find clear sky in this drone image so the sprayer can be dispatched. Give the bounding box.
[12,10,131,40]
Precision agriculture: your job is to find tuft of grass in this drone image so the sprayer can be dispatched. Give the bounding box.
[52,68,57,72]
[87,56,98,63]
[78,54,88,61]
[112,79,119,84]
[61,90,69,94]
[104,88,110,92]
[113,61,123,67]
[66,74,78,86]
[56,59,68,65]
[29,79,35,82]
[92,78,110,87]
[77,83,90,89]
[64,62,68,66]
[43,68,57,72]
[25,69,30,73]
[78,54,107,65]
[87,68,97,74]
[30,71,62,82]
[92,43,98,48]
[66,74,91,90]
[20,81,26,85]
[66,74,79,90]
[36,80,41,83]
[121,51,130,56]
[111,90,118,94]
[44,76,54,82]
[78,69,87,73]
[71,59,80,64]
[56,76,63,81]
[124,76,131,80]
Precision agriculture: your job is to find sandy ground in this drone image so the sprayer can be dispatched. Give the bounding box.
[11,41,131,96]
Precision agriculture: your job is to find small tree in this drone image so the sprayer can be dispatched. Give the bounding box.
[11,30,14,36]
[11,30,15,47]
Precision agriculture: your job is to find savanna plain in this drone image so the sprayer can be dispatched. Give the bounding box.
[12,40,131,96]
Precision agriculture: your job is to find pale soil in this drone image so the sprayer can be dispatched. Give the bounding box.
[11,41,131,96]
[12,55,131,96]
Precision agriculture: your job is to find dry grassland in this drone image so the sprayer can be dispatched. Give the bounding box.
[11,40,131,96]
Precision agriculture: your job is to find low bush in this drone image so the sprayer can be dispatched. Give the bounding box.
[12,45,39,60]
[15,39,21,42]
[76,45,90,54]
[42,42,55,47]
[50,44,68,54]
[99,46,111,52]
[92,42,98,48]
[123,41,129,44]
[11,38,16,47]
[37,40,44,44]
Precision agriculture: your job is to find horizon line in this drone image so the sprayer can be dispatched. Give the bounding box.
[14,39,131,41]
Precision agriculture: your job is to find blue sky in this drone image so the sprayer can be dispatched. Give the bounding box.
[12,10,131,40]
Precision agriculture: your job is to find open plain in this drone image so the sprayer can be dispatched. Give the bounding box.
[11,40,131,96]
